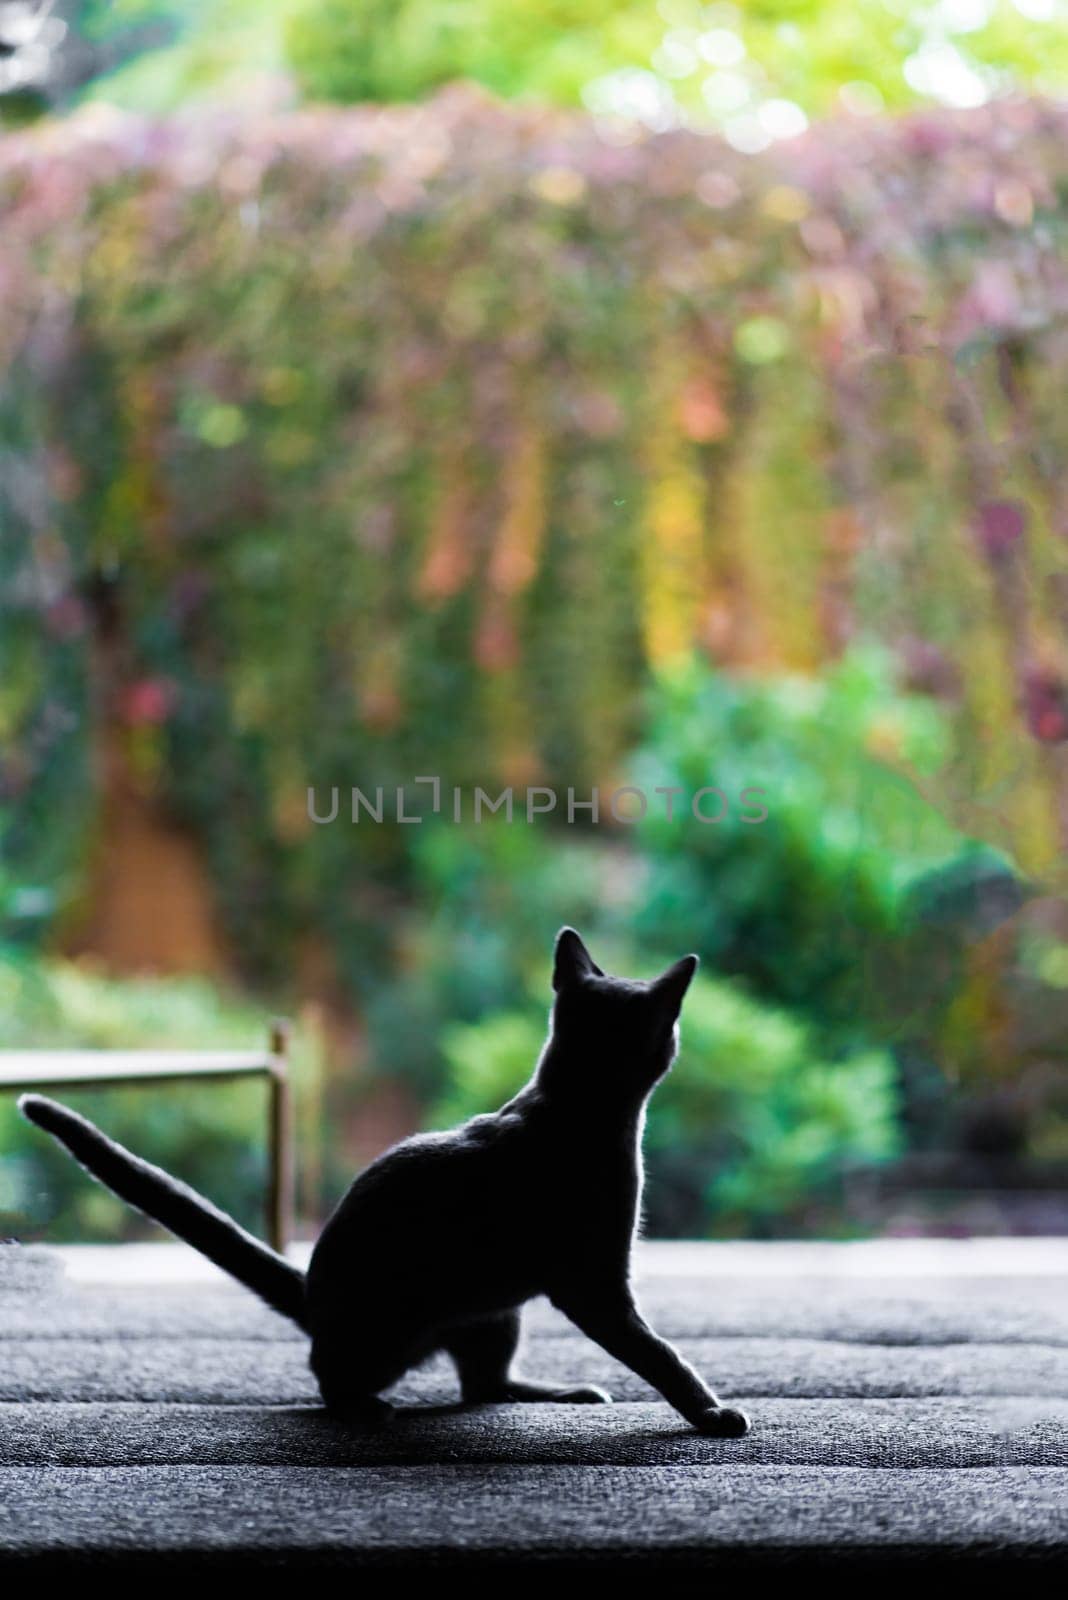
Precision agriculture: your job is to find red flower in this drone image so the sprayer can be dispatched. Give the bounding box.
[122,678,176,725]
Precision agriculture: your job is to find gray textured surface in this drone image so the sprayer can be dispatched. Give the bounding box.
[6,1279,1068,1344]
[1,1397,1066,1467]
[1,1465,1066,1573]
[2,1243,1067,1572]
[5,1333,1066,1402]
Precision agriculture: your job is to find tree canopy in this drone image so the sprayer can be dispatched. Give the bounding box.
[6,0,1067,143]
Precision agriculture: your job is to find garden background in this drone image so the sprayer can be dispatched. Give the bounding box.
[2,0,1068,1241]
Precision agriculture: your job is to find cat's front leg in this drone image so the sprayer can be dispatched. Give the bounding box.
[444,1310,612,1406]
[552,1288,750,1437]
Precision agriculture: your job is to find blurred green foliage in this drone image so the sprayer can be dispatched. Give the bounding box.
[632,648,981,1031]
[286,0,659,110]
[286,0,1068,137]
[0,945,322,1240]
[43,0,1068,131]
[3,94,1066,1001]
[3,91,1068,1236]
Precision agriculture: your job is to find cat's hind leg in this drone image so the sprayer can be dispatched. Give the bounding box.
[444,1310,612,1405]
[310,1324,431,1425]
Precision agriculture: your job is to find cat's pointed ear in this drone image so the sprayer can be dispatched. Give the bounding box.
[650,954,698,1018]
[553,927,603,991]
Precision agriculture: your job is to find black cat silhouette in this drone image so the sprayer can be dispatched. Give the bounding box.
[21,927,750,1436]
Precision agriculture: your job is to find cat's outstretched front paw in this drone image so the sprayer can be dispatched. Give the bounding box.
[693,1405,751,1438]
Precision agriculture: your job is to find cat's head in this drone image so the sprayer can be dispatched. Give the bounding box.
[548,926,697,1097]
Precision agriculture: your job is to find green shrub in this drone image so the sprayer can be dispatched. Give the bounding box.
[0,947,322,1241]
[633,648,998,1038]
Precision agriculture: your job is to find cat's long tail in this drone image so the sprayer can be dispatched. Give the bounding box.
[19,1094,308,1329]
